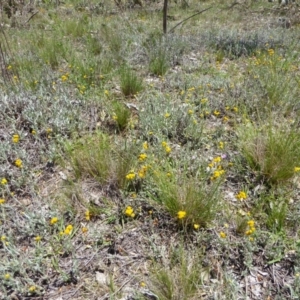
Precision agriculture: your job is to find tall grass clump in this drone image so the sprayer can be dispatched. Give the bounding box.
[152,168,220,228]
[111,100,132,132]
[238,122,300,185]
[119,66,143,96]
[150,246,204,300]
[64,132,137,189]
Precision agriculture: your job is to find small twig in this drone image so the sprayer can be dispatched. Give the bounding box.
[168,7,213,34]
[24,11,39,24]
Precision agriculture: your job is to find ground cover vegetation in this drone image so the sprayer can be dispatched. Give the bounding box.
[1,0,300,299]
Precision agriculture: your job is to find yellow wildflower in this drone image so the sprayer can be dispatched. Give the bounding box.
[1,178,7,185]
[61,74,68,82]
[138,166,147,178]
[126,171,135,180]
[213,156,222,163]
[140,281,146,287]
[50,217,58,225]
[125,206,135,218]
[14,158,23,168]
[177,210,186,219]
[210,170,225,180]
[223,116,229,122]
[31,129,36,135]
[161,141,167,148]
[143,141,148,150]
[247,220,255,228]
[0,199,5,205]
[12,134,20,143]
[82,227,88,233]
[34,236,42,242]
[164,113,171,118]
[188,109,194,115]
[219,141,224,149]
[138,153,147,161]
[165,146,171,154]
[201,98,208,104]
[233,107,238,113]
[213,110,220,116]
[104,90,109,96]
[268,48,274,56]
[220,231,226,238]
[236,191,247,201]
[4,273,10,280]
[294,167,300,172]
[64,224,73,235]
[85,210,91,221]
[194,224,200,230]
[1,236,6,241]
[28,286,36,293]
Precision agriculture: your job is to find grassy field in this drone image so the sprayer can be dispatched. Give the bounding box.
[1,0,300,299]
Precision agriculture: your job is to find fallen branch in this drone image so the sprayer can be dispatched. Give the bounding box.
[168,7,213,34]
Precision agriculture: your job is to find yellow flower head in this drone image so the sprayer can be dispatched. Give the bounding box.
[1,178,8,185]
[82,227,88,233]
[220,231,226,238]
[143,141,148,150]
[64,224,73,235]
[50,217,58,225]
[294,167,300,173]
[236,191,247,201]
[138,167,147,178]
[12,134,20,143]
[126,171,136,180]
[177,210,186,219]
[194,224,200,230]
[164,113,171,118]
[14,158,23,168]
[165,146,171,154]
[0,198,5,205]
[85,210,91,221]
[213,156,222,163]
[28,286,36,293]
[213,110,220,116]
[125,206,135,218]
[247,220,255,228]
[4,273,10,280]
[61,74,68,82]
[138,153,147,162]
[34,236,42,242]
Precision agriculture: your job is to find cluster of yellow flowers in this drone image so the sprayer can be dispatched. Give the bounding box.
[85,210,91,221]
[209,157,225,181]
[236,191,247,201]
[125,170,136,180]
[14,158,23,168]
[61,224,73,235]
[177,210,186,219]
[294,167,300,173]
[12,134,20,143]
[161,141,171,154]
[1,178,8,185]
[138,153,147,162]
[61,73,69,82]
[124,206,135,218]
[220,231,227,238]
[0,198,5,204]
[50,217,58,225]
[245,220,256,236]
